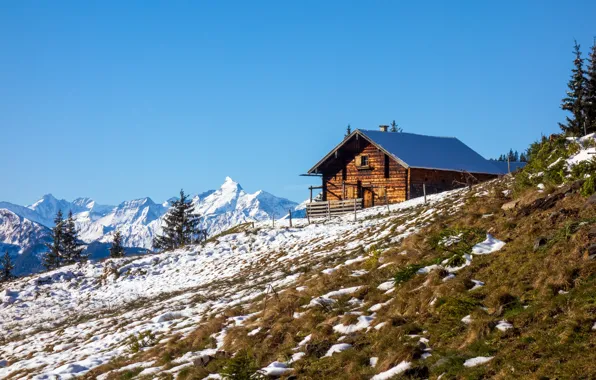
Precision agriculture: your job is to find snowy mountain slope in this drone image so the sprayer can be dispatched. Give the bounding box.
[0,201,50,227]
[0,178,299,275]
[0,183,463,379]
[0,210,50,248]
[0,210,52,275]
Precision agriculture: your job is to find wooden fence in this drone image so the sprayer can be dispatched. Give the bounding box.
[306,198,363,221]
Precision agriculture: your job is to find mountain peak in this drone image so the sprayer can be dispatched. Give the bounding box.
[29,194,59,209]
[221,177,243,192]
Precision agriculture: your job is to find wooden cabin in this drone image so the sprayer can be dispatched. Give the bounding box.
[305,126,505,208]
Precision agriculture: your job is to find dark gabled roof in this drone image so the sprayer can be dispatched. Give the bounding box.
[307,129,504,175]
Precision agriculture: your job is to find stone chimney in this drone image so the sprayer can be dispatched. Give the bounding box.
[379,125,389,132]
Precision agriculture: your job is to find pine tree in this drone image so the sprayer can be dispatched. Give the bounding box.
[345,124,352,138]
[62,210,86,265]
[520,152,528,162]
[389,120,402,133]
[585,38,596,134]
[1,251,16,282]
[43,210,64,270]
[559,40,588,136]
[153,189,203,251]
[109,230,125,258]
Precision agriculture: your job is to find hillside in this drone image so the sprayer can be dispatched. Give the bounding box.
[1,135,595,379]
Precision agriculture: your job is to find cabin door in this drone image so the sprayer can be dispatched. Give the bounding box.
[363,187,374,208]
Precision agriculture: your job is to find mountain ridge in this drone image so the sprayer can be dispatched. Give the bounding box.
[0,177,300,275]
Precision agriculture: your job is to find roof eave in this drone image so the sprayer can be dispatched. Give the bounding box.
[306,129,412,174]
[408,165,501,175]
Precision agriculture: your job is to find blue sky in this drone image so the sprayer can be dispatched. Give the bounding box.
[1,1,595,205]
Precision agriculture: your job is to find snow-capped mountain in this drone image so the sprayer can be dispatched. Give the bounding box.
[0,177,300,275]
[192,177,299,236]
[0,209,52,275]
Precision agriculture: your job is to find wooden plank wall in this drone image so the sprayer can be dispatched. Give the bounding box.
[409,168,498,198]
[322,141,408,205]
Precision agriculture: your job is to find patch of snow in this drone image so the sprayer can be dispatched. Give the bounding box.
[547,157,562,169]
[333,315,375,334]
[374,322,388,330]
[324,343,352,357]
[469,279,485,291]
[461,315,472,324]
[369,357,378,367]
[377,262,395,269]
[377,281,395,291]
[322,286,364,298]
[463,356,493,367]
[417,264,440,274]
[368,299,392,312]
[296,334,311,347]
[371,361,412,380]
[247,327,261,336]
[259,361,293,376]
[290,352,305,363]
[472,234,505,255]
[351,269,368,277]
[496,320,513,331]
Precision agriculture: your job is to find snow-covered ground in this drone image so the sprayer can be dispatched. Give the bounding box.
[0,186,469,379]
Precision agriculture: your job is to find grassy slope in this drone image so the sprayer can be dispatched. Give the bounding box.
[84,172,596,380]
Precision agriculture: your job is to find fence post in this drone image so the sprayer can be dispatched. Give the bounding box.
[385,192,389,213]
[307,205,311,224]
[423,184,427,204]
[288,209,292,228]
[272,213,275,228]
[354,199,357,221]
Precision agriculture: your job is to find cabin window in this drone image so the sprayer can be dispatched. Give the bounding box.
[342,167,347,181]
[359,155,369,167]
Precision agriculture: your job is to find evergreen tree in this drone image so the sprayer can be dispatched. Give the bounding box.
[585,38,596,133]
[519,152,528,162]
[153,189,202,251]
[559,40,588,136]
[345,124,352,138]
[62,210,86,265]
[1,251,16,282]
[390,120,402,132]
[109,231,125,258]
[43,210,64,270]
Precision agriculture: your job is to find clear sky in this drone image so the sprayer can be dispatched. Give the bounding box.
[1,1,595,205]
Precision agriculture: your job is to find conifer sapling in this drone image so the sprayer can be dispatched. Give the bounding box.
[43,210,64,270]
[1,250,16,282]
[109,230,126,258]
